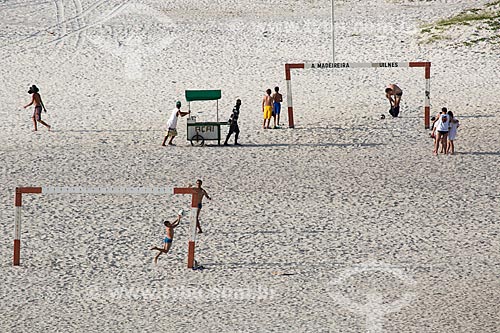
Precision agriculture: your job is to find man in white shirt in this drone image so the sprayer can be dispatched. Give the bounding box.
[162,101,190,146]
[431,107,450,155]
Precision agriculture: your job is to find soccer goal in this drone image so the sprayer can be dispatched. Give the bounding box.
[285,61,431,128]
[13,186,201,268]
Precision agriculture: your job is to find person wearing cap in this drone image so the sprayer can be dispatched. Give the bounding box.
[162,101,190,146]
[23,84,51,131]
[223,99,242,146]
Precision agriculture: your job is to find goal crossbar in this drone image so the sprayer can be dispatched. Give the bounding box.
[285,61,431,128]
[13,186,199,268]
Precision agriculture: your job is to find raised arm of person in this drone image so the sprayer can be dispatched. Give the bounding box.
[179,110,191,117]
[171,215,182,228]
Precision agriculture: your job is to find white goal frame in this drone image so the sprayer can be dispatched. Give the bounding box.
[13,186,200,268]
[285,61,431,128]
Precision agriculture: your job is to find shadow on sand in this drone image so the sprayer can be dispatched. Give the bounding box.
[56,129,162,133]
[457,114,497,119]
[456,151,500,156]
[208,142,384,148]
[218,230,330,237]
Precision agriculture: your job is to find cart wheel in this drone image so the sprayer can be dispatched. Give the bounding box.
[190,134,205,146]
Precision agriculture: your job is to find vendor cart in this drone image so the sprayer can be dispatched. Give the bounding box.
[185,90,229,146]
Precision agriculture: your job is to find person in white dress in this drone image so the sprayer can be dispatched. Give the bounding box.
[447,111,459,155]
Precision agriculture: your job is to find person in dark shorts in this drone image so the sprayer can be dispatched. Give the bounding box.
[224,99,241,146]
[271,87,282,129]
[23,85,51,131]
[191,179,211,233]
[385,84,403,117]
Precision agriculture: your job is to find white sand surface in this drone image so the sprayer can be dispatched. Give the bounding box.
[0,0,499,332]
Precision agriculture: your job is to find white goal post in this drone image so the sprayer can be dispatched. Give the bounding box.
[285,61,431,128]
[13,186,200,268]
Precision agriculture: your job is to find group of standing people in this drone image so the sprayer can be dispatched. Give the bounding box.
[23,84,460,157]
[160,85,284,147]
[383,85,461,156]
[431,107,459,155]
[262,86,283,129]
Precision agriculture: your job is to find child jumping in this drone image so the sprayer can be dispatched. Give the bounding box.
[150,211,183,264]
[23,85,51,131]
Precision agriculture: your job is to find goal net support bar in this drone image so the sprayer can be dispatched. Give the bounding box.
[285,61,431,129]
[13,186,199,268]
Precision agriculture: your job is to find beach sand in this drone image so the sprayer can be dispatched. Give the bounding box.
[0,0,499,332]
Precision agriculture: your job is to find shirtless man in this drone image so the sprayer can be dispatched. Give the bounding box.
[23,85,51,131]
[262,89,273,129]
[150,212,183,264]
[385,84,403,117]
[191,179,211,233]
[271,86,283,129]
